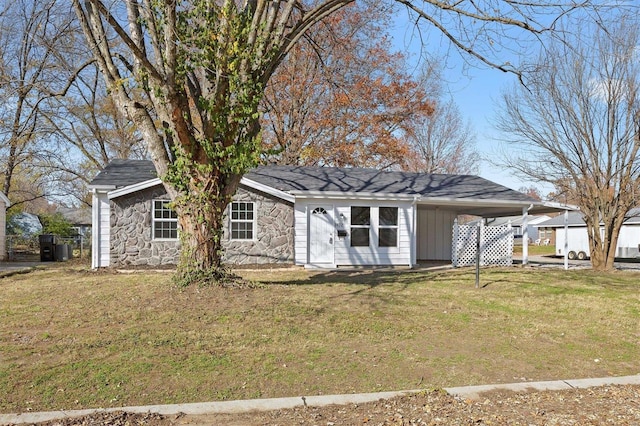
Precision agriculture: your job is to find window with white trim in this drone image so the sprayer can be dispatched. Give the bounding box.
[230,202,255,240]
[152,200,178,240]
[350,206,370,247]
[378,207,398,247]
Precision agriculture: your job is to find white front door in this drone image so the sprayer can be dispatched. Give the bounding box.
[309,205,334,264]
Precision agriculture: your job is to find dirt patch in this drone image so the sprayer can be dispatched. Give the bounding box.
[16,411,169,425]
[15,384,640,425]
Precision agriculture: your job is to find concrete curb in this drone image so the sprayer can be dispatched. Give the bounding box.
[445,374,640,400]
[2,374,639,425]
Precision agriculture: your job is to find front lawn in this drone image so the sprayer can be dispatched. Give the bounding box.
[513,244,557,256]
[1,265,638,413]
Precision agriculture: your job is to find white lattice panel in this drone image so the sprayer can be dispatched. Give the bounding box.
[452,223,478,267]
[452,222,514,267]
[482,224,514,266]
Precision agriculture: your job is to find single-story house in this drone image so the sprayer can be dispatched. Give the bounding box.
[0,191,9,260]
[88,159,567,269]
[57,207,92,239]
[537,209,640,259]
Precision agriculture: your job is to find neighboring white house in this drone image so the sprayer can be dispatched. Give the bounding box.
[0,192,10,261]
[470,215,551,243]
[89,160,567,269]
[537,209,640,259]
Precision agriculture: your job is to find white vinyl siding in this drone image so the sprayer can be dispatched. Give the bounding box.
[416,207,457,261]
[296,198,413,267]
[378,207,398,247]
[93,191,111,268]
[294,203,308,265]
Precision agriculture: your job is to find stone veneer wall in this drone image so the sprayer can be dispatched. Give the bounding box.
[222,186,294,265]
[110,187,180,267]
[110,184,294,267]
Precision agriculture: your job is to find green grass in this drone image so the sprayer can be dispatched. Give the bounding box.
[0,265,639,413]
[513,244,557,256]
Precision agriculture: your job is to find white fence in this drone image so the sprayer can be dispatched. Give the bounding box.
[452,220,514,267]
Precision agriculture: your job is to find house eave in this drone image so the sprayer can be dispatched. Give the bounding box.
[418,196,533,208]
[0,191,10,208]
[534,201,580,213]
[88,184,117,192]
[103,177,295,203]
[418,198,577,218]
[240,177,295,203]
[107,178,162,199]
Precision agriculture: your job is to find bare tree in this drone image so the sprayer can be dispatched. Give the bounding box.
[518,186,542,201]
[41,64,147,206]
[72,0,598,284]
[0,0,79,207]
[405,97,479,175]
[496,16,640,270]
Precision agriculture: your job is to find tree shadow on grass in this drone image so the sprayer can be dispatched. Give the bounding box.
[259,267,477,290]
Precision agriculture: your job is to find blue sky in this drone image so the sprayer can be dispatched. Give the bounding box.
[389,12,544,193]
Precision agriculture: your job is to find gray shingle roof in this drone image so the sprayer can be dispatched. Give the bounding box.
[89,159,157,188]
[247,166,535,201]
[90,160,536,203]
[538,208,640,227]
[536,212,585,227]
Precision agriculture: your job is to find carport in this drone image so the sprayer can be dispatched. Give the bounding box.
[414,198,576,269]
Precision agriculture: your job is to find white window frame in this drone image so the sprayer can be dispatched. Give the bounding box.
[378,206,398,248]
[350,206,371,247]
[230,201,256,241]
[152,199,178,240]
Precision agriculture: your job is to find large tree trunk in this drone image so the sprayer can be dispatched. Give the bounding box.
[175,201,226,284]
[589,231,608,270]
[172,171,244,286]
[587,212,626,271]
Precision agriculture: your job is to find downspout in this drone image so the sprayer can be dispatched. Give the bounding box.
[522,204,533,266]
[410,195,418,268]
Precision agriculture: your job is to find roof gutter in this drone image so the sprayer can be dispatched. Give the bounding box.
[291,190,417,201]
[416,196,543,209]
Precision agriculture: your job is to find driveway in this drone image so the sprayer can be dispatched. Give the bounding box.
[516,254,640,270]
[0,261,48,276]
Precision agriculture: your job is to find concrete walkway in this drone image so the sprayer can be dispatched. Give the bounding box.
[2,374,639,425]
[0,261,46,278]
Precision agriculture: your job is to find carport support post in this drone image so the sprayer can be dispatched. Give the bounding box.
[475,221,481,288]
[522,206,530,266]
[564,209,569,270]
